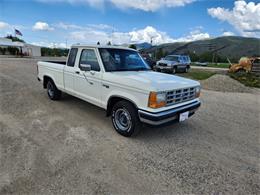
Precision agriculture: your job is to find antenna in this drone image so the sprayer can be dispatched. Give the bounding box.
[150,36,156,45]
[111,25,115,45]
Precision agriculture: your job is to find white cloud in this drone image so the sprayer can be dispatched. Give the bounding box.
[129,26,174,44]
[37,0,196,11]
[0,21,10,30]
[69,26,174,45]
[222,31,235,36]
[88,24,114,30]
[175,29,210,42]
[33,22,54,31]
[69,25,210,45]
[70,30,110,44]
[32,41,67,48]
[110,0,195,11]
[208,0,260,37]
[55,22,83,30]
[55,22,114,31]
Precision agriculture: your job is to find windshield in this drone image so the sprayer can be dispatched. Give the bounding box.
[99,48,151,72]
[164,56,179,61]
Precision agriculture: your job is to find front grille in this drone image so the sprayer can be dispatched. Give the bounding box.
[166,87,196,106]
[159,63,167,66]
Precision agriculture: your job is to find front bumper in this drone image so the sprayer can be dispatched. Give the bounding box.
[138,100,201,125]
[156,65,173,70]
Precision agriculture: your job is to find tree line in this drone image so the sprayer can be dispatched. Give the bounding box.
[41,47,69,57]
[152,48,233,63]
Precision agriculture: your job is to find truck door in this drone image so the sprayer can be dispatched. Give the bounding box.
[74,48,102,107]
[64,48,78,94]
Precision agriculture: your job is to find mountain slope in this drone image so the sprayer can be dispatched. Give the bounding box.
[142,36,260,61]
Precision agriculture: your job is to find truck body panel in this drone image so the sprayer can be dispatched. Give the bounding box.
[37,45,201,136]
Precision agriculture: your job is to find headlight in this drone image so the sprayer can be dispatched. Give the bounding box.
[195,86,201,97]
[148,92,167,108]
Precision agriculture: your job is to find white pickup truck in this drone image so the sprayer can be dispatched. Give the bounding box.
[37,45,201,137]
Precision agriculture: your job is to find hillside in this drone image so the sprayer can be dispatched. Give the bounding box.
[141,36,260,62]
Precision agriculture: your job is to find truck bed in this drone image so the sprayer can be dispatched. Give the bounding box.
[37,61,65,91]
[44,61,66,65]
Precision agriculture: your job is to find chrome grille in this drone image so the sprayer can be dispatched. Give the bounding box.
[159,63,167,66]
[166,87,196,106]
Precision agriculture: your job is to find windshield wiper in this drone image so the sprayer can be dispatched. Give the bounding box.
[129,67,150,71]
[110,67,150,72]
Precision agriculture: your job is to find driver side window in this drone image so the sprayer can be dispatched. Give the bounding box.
[79,49,100,71]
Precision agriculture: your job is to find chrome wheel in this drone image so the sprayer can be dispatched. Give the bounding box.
[47,82,54,98]
[114,108,132,132]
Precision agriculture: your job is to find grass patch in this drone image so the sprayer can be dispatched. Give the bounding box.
[177,70,216,80]
[207,63,230,69]
[228,72,260,88]
[192,63,230,69]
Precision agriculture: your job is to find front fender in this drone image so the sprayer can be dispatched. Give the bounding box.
[105,89,149,111]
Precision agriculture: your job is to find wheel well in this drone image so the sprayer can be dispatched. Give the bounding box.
[106,96,137,116]
[43,76,53,89]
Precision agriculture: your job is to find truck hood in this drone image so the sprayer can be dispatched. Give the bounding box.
[104,71,200,92]
[157,59,177,65]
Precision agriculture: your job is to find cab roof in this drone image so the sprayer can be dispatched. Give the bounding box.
[71,44,136,51]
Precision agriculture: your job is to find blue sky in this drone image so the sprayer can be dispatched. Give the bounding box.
[0,0,259,47]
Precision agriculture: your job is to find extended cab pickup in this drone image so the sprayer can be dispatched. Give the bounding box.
[37,45,201,137]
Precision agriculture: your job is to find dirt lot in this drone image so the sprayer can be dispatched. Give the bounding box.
[0,57,259,194]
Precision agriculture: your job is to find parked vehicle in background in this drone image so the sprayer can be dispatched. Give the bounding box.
[37,45,201,137]
[141,53,156,69]
[183,55,191,65]
[155,55,191,73]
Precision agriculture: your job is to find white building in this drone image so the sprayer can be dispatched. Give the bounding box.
[0,37,41,57]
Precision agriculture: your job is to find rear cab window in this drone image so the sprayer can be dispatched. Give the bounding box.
[67,48,78,67]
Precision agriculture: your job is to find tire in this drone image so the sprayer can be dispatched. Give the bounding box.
[172,67,177,74]
[47,80,61,100]
[111,100,141,137]
[184,66,189,73]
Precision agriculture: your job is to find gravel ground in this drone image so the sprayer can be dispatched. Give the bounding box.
[0,58,259,194]
[200,74,255,93]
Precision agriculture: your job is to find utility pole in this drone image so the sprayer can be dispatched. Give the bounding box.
[110,25,115,45]
[150,36,156,60]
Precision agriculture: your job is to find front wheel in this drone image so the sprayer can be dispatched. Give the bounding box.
[172,67,177,74]
[111,100,141,137]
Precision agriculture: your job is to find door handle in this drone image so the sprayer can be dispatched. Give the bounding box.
[75,71,80,74]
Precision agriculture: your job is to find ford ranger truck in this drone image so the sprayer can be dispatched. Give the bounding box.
[37,45,201,137]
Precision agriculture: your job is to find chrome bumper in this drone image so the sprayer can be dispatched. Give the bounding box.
[138,101,201,125]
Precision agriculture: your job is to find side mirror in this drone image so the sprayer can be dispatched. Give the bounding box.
[80,64,91,71]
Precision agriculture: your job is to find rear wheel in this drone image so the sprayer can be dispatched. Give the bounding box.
[47,80,61,100]
[111,100,141,137]
[184,66,189,73]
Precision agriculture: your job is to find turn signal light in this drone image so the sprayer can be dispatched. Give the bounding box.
[195,87,201,98]
[148,92,166,108]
